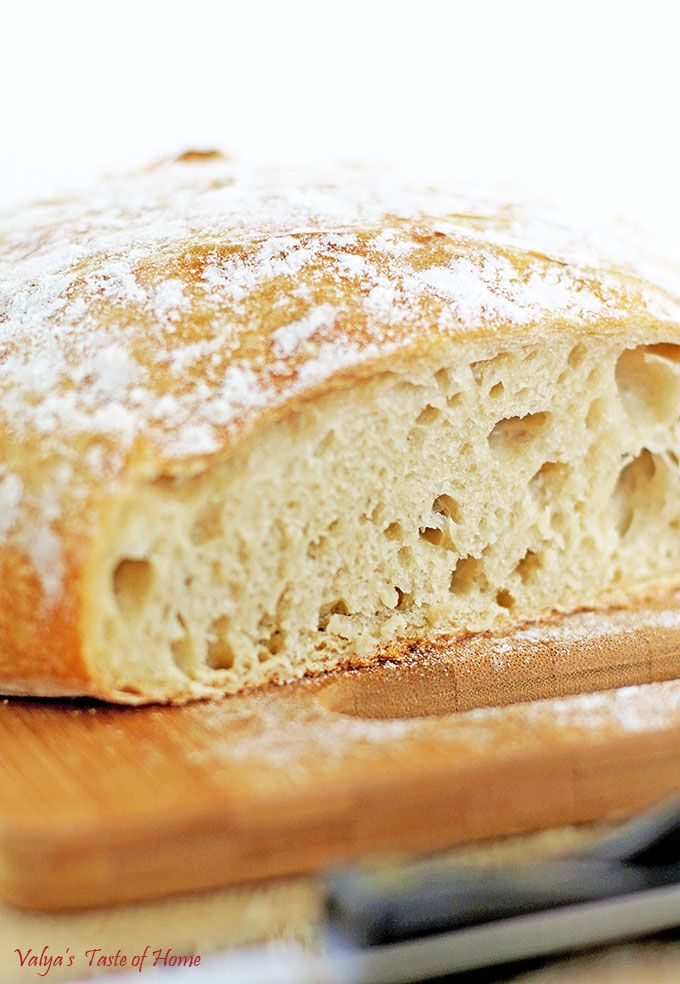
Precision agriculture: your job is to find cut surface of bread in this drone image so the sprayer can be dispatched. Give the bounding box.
[2,152,680,702]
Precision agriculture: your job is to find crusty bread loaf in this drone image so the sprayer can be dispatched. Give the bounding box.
[2,151,680,704]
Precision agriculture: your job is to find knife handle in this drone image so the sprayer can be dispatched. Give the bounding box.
[325,795,680,947]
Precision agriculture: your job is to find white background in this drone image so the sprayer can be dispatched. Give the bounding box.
[2,0,679,253]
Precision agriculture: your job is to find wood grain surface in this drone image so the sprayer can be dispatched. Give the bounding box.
[3,598,680,911]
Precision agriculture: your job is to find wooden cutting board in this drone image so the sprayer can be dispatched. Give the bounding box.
[3,598,680,912]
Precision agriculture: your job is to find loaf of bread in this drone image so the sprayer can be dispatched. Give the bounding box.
[2,151,680,704]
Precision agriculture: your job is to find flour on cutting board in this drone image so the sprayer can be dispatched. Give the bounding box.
[185,674,680,772]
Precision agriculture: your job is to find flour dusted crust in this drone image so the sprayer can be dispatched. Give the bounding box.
[3,150,680,703]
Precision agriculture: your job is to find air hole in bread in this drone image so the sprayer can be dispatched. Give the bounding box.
[418,494,460,550]
[369,502,385,525]
[171,614,193,669]
[318,599,350,632]
[489,381,505,399]
[257,611,285,661]
[568,343,587,369]
[112,558,153,616]
[496,588,514,610]
[260,632,284,660]
[647,343,680,363]
[616,344,680,426]
[471,351,513,384]
[530,460,568,502]
[432,493,460,524]
[395,587,413,611]
[614,449,657,537]
[415,404,440,425]
[515,549,542,584]
[434,368,450,392]
[384,521,403,540]
[206,615,235,669]
[450,555,486,594]
[488,412,550,451]
[307,519,340,559]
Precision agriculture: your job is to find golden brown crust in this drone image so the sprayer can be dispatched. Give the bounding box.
[2,152,680,700]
